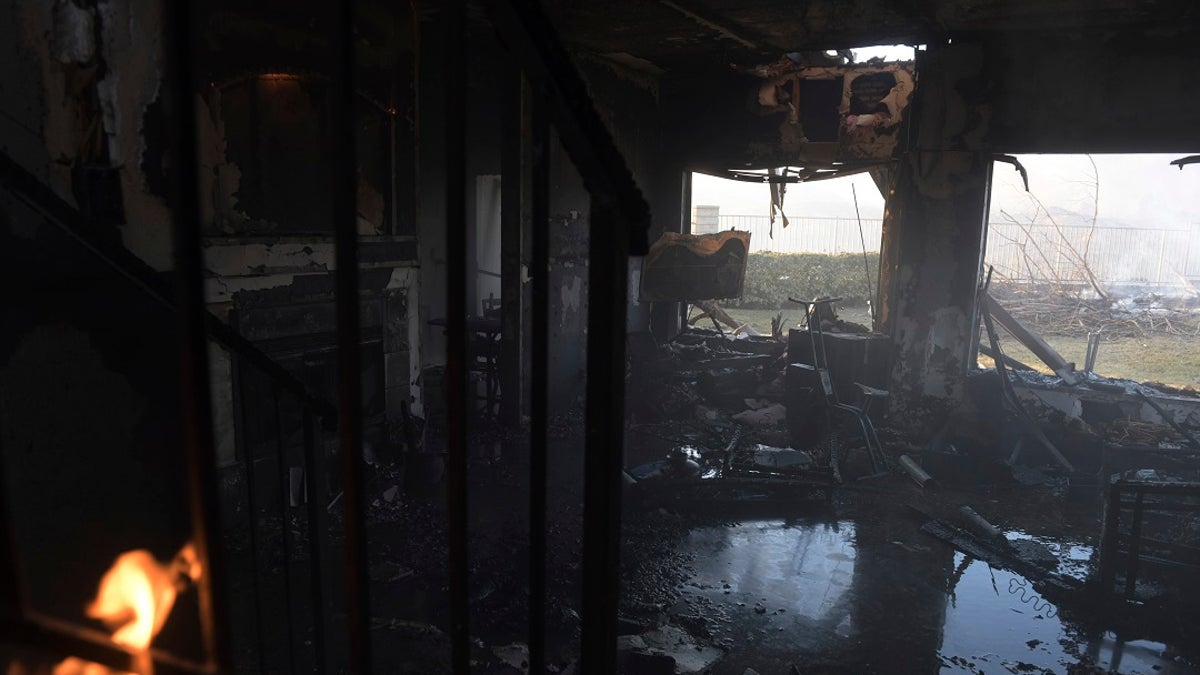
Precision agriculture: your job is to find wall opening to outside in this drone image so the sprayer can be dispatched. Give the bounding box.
[978,153,1200,388]
[686,169,886,337]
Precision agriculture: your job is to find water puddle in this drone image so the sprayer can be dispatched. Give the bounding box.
[673,518,1198,674]
[682,519,857,623]
[940,553,1195,674]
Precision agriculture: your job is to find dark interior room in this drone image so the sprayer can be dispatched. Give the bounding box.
[3,1,1200,673]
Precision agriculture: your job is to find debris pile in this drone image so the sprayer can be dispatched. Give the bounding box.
[990,284,1200,338]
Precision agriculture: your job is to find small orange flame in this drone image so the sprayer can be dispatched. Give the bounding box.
[50,543,200,675]
[86,543,201,650]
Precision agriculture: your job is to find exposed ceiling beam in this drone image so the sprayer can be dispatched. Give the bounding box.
[658,0,772,50]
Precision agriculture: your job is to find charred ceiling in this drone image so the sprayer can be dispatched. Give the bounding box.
[195,0,415,102]
[549,0,1200,76]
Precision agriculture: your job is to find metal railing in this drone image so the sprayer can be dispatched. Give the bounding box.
[985,222,1200,286]
[1098,479,1200,601]
[715,214,884,255]
[715,213,1200,286]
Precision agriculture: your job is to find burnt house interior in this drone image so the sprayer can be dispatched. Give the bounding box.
[3,1,1200,673]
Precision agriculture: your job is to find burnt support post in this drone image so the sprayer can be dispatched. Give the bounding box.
[444,0,471,672]
[163,0,230,668]
[580,203,629,674]
[881,150,990,425]
[330,0,371,669]
[877,43,992,428]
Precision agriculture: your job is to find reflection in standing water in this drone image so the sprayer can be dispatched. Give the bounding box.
[674,515,1197,674]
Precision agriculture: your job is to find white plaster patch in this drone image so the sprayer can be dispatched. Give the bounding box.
[385,266,418,290]
[919,307,967,398]
[928,306,966,352]
[560,275,583,326]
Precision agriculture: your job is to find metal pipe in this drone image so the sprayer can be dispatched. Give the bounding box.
[527,79,550,675]
[959,505,1005,544]
[897,454,938,490]
[444,0,471,671]
[329,0,371,669]
[580,203,629,674]
[301,406,327,672]
[232,361,266,673]
[163,0,230,666]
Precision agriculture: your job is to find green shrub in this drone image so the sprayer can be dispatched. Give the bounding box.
[728,252,880,309]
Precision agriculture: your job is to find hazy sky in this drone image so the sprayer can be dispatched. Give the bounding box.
[693,154,1200,230]
[692,40,1199,230]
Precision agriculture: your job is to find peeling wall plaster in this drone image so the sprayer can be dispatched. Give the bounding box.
[101,0,174,271]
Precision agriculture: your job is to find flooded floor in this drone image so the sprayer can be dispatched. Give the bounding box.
[620,477,1200,674]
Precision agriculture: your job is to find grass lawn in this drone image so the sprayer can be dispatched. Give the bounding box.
[706,306,1200,389]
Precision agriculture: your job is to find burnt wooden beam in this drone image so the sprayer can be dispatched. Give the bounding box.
[984,293,1079,385]
[658,0,763,49]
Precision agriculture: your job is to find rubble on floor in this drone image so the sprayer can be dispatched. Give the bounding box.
[612,318,1200,673]
[288,315,1200,674]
